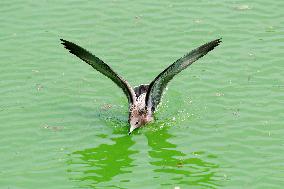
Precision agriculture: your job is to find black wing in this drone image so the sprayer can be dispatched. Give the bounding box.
[60,39,135,105]
[146,38,222,111]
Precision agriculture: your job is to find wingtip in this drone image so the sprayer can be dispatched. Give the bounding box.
[60,39,73,51]
[216,38,222,45]
[208,38,222,49]
[60,38,68,45]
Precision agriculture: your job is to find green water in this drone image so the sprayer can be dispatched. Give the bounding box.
[1,1,283,188]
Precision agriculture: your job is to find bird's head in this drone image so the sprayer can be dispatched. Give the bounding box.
[128,106,148,135]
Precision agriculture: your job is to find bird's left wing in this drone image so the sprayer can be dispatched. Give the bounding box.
[60,39,135,105]
[146,38,222,111]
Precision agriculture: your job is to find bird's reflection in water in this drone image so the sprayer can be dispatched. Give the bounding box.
[68,133,137,188]
[145,125,220,188]
[68,118,220,188]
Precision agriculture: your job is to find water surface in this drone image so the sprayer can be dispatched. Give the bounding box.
[1,1,283,188]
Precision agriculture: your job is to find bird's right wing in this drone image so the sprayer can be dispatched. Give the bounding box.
[146,38,222,111]
[60,39,135,105]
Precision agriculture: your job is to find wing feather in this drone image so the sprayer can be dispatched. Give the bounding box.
[60,39,135,104]
[146,38,222,111]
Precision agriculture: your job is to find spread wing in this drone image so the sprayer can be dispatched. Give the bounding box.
[146,38,222,111]
[60,39,135,105]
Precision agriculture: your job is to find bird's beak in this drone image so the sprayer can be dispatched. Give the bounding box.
[128,125,135,135]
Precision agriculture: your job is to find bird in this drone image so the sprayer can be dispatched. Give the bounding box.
[60,38,221,135]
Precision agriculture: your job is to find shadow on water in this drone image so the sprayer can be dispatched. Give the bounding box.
[145,125,221,188]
